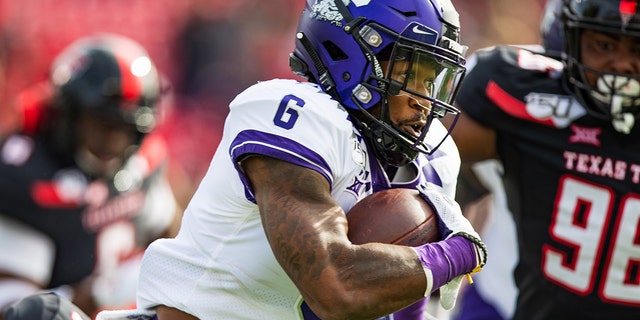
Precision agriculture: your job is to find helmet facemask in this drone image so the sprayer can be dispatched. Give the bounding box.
[565,31,640,134]
[588,68,640,134]
[349,22,464,166]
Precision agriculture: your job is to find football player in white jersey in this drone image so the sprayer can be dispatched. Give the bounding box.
[133,0,487,319]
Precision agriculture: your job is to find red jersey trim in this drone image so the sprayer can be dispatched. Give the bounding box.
[486,80,555,127]
[30,181,80,208]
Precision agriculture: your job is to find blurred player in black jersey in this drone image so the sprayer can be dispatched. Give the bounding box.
[443,0,640,319]
[0,34,180,317]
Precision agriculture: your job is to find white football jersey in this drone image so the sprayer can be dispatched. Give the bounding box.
[137,79,460,319]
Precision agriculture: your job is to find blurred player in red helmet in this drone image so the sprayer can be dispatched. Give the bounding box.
[445,0,640,319]
[0,33,180,317]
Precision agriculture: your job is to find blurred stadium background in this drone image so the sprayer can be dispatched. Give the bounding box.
[0,0,547,206]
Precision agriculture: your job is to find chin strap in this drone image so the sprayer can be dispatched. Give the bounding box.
[295,32,339,101]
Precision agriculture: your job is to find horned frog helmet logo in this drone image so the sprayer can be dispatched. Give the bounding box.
[310,0,371,26]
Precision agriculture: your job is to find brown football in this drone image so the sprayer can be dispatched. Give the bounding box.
[347,188,439,246]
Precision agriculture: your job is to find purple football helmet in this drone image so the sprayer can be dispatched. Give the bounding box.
[290,0,467,166]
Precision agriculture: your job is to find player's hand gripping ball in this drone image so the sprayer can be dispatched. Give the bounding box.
[347,188,439,246]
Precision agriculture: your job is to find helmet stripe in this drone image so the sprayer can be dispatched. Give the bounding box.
[116,54,143,106]
[620,0,637,15]
[620,0,637,27]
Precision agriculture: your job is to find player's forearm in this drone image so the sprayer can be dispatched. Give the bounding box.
[297,243,428,320]
[301,237,478,319]
[265,203,427,318]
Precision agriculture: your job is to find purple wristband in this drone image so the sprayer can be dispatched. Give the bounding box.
[412,236,477,292]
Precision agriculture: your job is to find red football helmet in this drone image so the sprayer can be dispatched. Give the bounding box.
[47,34,162,178]
[50,33,161,135]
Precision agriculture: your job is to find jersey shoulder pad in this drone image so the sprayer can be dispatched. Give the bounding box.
[0,134,35,167]
[465,45,563,86]
[458,45,580,129]
[229,79,351,133]
[226,79,354,166]
[15,82,55,136]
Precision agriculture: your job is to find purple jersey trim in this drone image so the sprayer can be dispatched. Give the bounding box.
[367,140,445,192]
[229,129,333,203]
[419,155,443,187]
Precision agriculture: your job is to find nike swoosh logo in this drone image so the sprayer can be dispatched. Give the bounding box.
[412,25,435,35]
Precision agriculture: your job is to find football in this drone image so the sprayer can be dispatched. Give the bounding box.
[347,188,439,246]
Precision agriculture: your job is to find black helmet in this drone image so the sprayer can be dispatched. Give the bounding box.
[50,33,160,135]
[540,0,564,53]
[561,0,640,133]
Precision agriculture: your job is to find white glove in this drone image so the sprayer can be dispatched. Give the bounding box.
[417,184,480,241]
